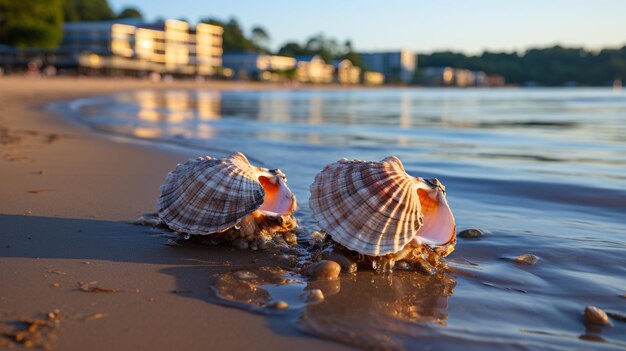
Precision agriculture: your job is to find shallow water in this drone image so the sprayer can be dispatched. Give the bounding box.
[55,88,626,350]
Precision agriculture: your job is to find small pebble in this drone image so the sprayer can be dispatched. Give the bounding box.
[257,237,274,251]
[276,254,298,267]
[413,260,436,275]
[458,228,485,239]
[303,289,324,303]
[395,261,411,270]
[305,260,341,280]
[234,271,258,280]
[272,301,289,310]
[321,251,357,273]
[50,283,60,288]
[514,254,538,265]
[272,236,288,249]
[307,279,341,296]
[232,238,249,250]
[282,232,297,244]
[584,305,611,326]
[310,231,326,244]
[140,217,161,227]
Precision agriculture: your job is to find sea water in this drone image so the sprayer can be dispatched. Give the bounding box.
[57,88,626,350]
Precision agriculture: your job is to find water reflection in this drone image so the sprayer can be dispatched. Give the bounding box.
[209,266,456,350]
[79,88,626,188]
[197,91,221,121]
[299,272,456,350]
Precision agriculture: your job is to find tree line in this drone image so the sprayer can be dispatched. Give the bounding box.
[0,0,142,49]
[418,46,626,86]
[201,17,362,67]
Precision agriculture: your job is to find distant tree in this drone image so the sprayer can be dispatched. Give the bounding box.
[340,39,363,68]
[63,0,115,22]
[277,42,309,57]
[277,34,362,65]
[251,26,270,52]
[0,0,64,48]
[117,7,143,19]
[200,17,259,53]
[62,0,80,22]
[418,45,626,86]
[303,33,341,62]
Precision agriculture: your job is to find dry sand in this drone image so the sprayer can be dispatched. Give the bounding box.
[0,77,352,350]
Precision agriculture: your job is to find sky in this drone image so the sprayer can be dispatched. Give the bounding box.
[108,0,626,54]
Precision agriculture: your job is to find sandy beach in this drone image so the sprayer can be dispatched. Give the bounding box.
[2,77,625,351]
[0,77,352,350]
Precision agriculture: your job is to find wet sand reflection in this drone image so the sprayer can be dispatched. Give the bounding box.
[209,266,456,350]
[298,272,455,350]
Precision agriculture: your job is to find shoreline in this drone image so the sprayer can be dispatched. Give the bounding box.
[0,77,352,350]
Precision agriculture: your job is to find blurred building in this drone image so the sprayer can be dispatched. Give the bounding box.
[453,68,475,87]
[222,53,296,81]
[0,19,223,77]
[485,74,506,87]
[362,71,385,85]
[421,67,455,86]
[421,66,505,87]
[332,59,361,84]
[359,49,416,84]
[295,55,334,84]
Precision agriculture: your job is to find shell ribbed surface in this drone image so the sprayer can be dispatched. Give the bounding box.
[157,152,265,235]
[309,156,424,256]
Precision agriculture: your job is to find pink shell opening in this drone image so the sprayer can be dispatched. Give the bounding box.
[415,186,456,246]
[257,174,295,216]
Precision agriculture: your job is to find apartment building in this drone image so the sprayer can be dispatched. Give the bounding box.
[1,19,223,77]
[222,53,296,81]
[332,59,361,84]
[359,49,416,84]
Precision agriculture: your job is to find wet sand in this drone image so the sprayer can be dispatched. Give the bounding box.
[0,77,352,350]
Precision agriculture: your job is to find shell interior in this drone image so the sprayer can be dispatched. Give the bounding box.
[257,172,296,216]
[413,180,456,247]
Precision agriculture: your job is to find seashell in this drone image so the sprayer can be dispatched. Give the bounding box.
[309,156,456,266]
[157,152,297,237]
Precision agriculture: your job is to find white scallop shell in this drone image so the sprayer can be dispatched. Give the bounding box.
[157,152,296,235]
[309,156,455,256]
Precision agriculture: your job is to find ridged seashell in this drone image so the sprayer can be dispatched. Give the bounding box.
[309,156,455,257]
[157,152,297,235]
